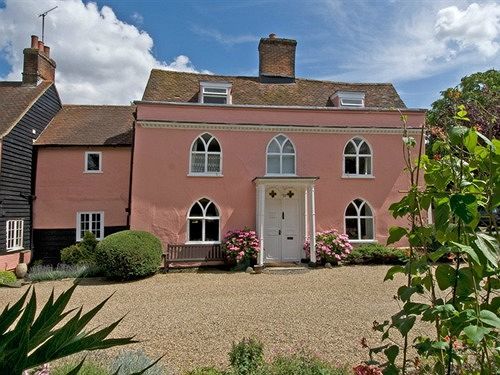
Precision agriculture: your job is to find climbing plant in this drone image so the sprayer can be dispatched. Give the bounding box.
[362,106,499,375]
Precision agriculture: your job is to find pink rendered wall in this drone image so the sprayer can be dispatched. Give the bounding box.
[130,104,425,248]
[33,147,131,229]
[0,251,31,271]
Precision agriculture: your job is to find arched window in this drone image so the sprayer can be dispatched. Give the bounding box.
[190,133,222,174]
[345,199,374,240]
[343,137,372,176]
[188,198,220,242]
[266,134,296,175]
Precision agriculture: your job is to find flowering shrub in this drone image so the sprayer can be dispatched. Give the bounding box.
[222,229,260,264]
[303,229,352,264]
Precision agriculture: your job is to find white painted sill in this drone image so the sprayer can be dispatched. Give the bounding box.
[187,173,223,177]
[341,174,375,179]
[6,246,24,252]
[349,240,378,244]
[84,170,103,174]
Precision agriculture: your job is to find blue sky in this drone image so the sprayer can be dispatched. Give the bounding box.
[0,0,498,107]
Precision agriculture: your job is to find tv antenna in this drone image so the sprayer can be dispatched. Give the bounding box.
[38,6,58,42]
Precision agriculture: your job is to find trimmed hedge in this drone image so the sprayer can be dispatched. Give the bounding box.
[61,231,98,265]
[345,243,409,265]
[96,230,162,280]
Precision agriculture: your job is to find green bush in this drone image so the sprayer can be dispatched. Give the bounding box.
[265,354,349,375]
[345,244,409,265]
[186,368,226,375]
[61,231,98,265]
[51,360,108,375]
[229,338,264,375]
[0,270,16,284]
[96,230,162,280]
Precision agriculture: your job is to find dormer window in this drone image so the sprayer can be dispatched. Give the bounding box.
[200,82,232,104]
[332,91,365,108]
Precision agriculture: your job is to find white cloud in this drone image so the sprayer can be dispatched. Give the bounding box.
[0,0,209,104]
[131,11,144,25]
[191,25,259,46]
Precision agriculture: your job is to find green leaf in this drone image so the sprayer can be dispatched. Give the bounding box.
[479,310,500,328]
[463,130,478,152]
[398,286,421,302]
[66,357,86,375]
[435,264,455,290]
[392,313,416,337]
[429,246,448,262]
[463,325,490,345]
[384,265,405,281]
[387,226,408,245]
[431,341,448,350]
[450,242,480,265]
[450,194,477,224]
[449,125,469,145]
[384,345,399,364]
[473,233,499,268]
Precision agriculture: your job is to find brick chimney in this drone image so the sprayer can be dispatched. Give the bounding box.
[258,33,297,83]
[22,35,56,85]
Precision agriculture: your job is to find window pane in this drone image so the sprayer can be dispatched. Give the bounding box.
[267,155,280,174]
[353,138,362,145]
[359,142,371,155]
[282,155,295,174]
[204,87,227,94]
[87,153,100,171]
[282,140,294,153]
[207,139,221,152]
[361,218,374,239]
[205,219,219,241]
[191,153,205,173]
[205,202,219,217]
[345,203,357,216]
[276,135,286,145]
[203,95,227,104]
[346,218,359,239]
[207,154,221,172]
[344,156,356,174]
[193,138,206,152]
[189,202,203,217]
[189,219,203,241]
[268,139,280,153]
[344,142,356,155]
[360,202,372,216]
[358,156,371,175]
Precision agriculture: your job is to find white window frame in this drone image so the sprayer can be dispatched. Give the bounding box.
[186,198,220,244]
[333,91,365,108]
[266,134,297,176]
[6,219,24,251]
[76,211,104,241]
[188,133,223,176]
[344,199,376,242]
[342,137,374,178]
[199,82,232,105]
[84,151,102,173]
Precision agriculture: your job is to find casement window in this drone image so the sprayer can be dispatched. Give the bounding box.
[266,134,296,175]
[343,137,373,176]
[6,219,24,250]
[190,133,222,175]
[345,199,374,241]
[333,91,365,108]
[77,212,104,241]
[188,198,220,243]
[84,151,102,173]
[199,82,232,104]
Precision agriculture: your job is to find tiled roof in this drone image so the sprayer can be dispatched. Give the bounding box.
[35,105,134,146]
[142,70,406,108]
[0,81,53,138]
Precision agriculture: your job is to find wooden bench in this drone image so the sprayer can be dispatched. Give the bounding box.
[163,244,224,271]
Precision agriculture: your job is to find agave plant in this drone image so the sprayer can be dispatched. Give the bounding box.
[0,284,149,375]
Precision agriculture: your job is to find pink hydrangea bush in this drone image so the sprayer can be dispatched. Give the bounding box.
[222,229,260,264]
[303,229,352,264]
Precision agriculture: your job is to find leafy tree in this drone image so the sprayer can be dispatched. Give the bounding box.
[427,69,499,146]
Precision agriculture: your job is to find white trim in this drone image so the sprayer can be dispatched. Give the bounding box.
[332,91,365,108]
[6,219,24,251]
[343,137,373,177]
[265,134,297,176]
[188,133,223,175]
[199,82,232,105]
[186,198,221,243]
[139,121,421,135]
[76,211,104,241]
[344,199,375,241]
[84,151,102,173]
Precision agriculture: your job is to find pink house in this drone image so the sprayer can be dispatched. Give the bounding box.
[32,34,424,265]
[130,34,425,266]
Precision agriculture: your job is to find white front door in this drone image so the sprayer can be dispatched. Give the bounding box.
[263,188,301,262]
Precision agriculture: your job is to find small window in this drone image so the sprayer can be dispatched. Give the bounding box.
[332,91,365,108]
[6,219,24,250]
[345,199,374,241]
[199,82,232,104]
[188,198,220,243]
[343,137,372,176]
[266,134,296,175]
[77,212,104,241]
[85,152,102,173]
[190,133,222,175]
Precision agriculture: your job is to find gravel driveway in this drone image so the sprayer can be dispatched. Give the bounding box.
[0,266,430,373]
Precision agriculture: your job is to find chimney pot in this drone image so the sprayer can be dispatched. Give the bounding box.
[269,33,277,38]
[43,46,50,57]
[31,35,39,49]
[37,40,44,53]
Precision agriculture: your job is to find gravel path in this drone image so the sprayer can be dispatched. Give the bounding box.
[0,266,432,373]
